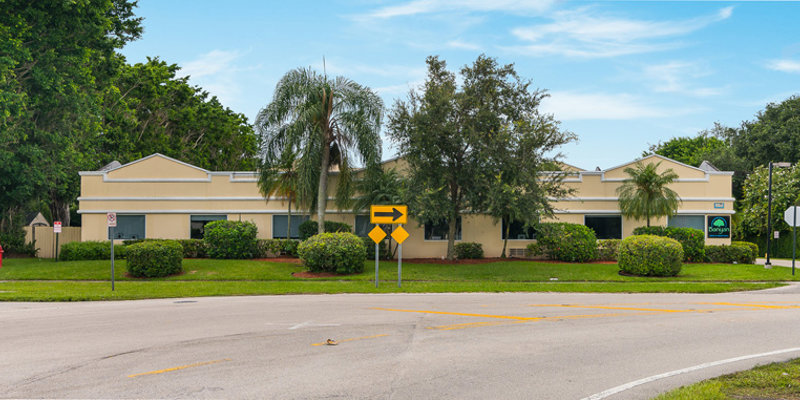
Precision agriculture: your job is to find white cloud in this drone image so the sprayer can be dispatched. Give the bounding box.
[179,50,247,108]
[540,91,690,120]
[643,61,725,97]
[509,6,733,58]
[368,0,557,18]
[446,39,482,51]
[767,59,800,73]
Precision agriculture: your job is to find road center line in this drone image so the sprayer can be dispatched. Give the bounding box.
[580,347,800,400]
[127,358,231,378]
[371,307,539,320]
[529,304,704,313]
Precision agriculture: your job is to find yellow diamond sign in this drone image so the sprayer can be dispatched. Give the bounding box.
[368,225,387,244]
[390,226,409,244]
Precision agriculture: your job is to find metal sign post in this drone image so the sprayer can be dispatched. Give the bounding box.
[783,207,800,275]
[53,221,61,261]
[390,224,409,288]
[107,212,117,291]
[368,225,387,288]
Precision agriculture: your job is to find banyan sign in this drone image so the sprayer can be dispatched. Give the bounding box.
[707,216,731,238]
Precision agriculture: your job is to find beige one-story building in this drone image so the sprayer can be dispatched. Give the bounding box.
[78,153,733,258]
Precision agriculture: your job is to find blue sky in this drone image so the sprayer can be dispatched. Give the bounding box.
[121,0,800,170]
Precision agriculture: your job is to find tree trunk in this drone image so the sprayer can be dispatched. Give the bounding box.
[447,214,457,260]
[501,218,510,258]
[316,142,331,235]
[287,198,292,239]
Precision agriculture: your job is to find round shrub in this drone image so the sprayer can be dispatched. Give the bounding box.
[525,242,542,258]
[732,241,759,263]
[455,242,484,259]
[633,226,705,262]
[204,220,258,259]
[126,240,183,278]
[619,235,683,277]
[706,244,755,264]
[297,232,366,274]
[537,223,598,262]
[177,239,207,258]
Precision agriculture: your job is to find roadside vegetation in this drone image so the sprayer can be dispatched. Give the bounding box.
[0,257,787,301]
[653,358,800,400]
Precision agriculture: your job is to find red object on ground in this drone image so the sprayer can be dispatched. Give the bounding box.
[0,244,4,268]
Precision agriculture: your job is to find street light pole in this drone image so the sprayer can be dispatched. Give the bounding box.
[766,161,774,269]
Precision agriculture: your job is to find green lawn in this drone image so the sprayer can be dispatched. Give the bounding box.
[0,258,789,301]
[653,358,800,399]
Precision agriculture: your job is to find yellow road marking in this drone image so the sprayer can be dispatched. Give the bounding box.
[697,302,800,309]
[311,334,389,346]
[529,304,707,313]
[371,307,538,320]
[425,312,650,331]
[128,358,231,378]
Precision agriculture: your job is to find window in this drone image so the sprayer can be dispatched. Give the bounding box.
[190,215,227,239]
[425,218,462,240]
[502,219,536,239]
[272,215,309,239]
[108,215,145,240]
[584,215,622,239]
[668,215,705,232]
[355,215,371,237]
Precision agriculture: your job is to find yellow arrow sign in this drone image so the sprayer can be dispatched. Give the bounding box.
[370,205,408,224]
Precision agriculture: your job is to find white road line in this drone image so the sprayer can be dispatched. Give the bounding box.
[288,321,341,330]
[581,347,800,400]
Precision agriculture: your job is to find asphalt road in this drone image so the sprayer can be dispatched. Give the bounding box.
[4,286,800,399]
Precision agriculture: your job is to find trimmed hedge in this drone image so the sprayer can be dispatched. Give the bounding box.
[126,240,183,278]
[706,242,757,264]
[619,235,683,277]
[59,241,127,261]
[537,223,597,262]
[455,242,484,259]
[297,232,366,274]
[204,220,258,259]
[177,239,207,258]
[732,241,759,262]
[254,239,300,258]
[632,226,705,262]
[525,242,542,258]
[597,239,621,261]
[298,220,352,241]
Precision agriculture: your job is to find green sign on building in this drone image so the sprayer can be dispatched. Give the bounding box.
[707,216,730,238]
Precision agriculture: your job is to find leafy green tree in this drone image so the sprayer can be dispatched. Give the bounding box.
[256,68,383,234]
[617,162,681,227]
[390,55,571,259]
[738,164,800,237]
[101,58,258,171]
[730,95,800,170]
[646,134,728,167]
[0,0,142,229]
[487,121,575,258]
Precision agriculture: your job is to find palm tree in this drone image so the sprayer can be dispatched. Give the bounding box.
[258,151,302,239]
[616,161,681,227]
[256,68,383,234]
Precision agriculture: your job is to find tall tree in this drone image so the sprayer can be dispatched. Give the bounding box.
[617,162,681,227]
[390,55,571,259]
[256,68,383,234]
[0,0,142,229]
[487,120,575,258]
[646,133,728,167]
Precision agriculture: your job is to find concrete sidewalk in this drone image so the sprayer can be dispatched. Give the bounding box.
[756,258,799,268]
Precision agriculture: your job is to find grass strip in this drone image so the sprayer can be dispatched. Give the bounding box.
[0,281,783,302]
[653,357,800,399]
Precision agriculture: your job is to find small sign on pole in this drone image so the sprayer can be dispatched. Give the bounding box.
[775,231,781,239]
[785,207,800,275]
[53,221,62,233]
[107,213,117,291]
[368,205,410,288]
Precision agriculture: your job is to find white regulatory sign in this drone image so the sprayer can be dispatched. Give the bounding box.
[785,206,800,227]
[53,221,62,233]
[107,212,117,228]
